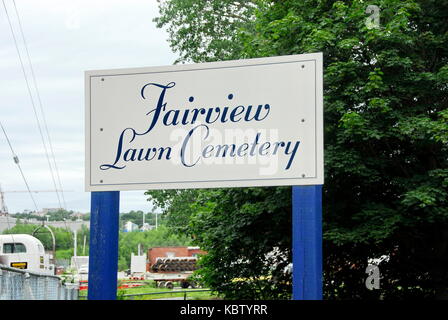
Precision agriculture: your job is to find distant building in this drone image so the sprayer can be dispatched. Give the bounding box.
[38,208,64,216]
[123,221,139,232]
[72,212,86,221]
[140,223,155,231]
[42,208,64,214]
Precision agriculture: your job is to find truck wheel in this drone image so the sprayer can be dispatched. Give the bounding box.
[158,281,166,288]
[181,281,189,289]
[166,281,174,289]
[190,282,196,289]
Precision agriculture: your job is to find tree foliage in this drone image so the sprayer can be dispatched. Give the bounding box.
[154,0,258,63]
[12,209,89,221]
[152,0,448,299]
[145,189,202,234]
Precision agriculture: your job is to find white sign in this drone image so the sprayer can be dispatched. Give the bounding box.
[85,53,323,191]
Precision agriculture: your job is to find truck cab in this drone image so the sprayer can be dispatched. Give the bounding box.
[0,234,54,275]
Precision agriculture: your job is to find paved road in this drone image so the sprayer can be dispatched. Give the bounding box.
[0,216,17,233]
[0,216,89,233]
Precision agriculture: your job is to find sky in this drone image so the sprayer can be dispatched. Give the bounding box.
[0,0,178,213]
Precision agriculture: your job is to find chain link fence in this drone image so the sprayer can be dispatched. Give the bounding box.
[0,264,78,300]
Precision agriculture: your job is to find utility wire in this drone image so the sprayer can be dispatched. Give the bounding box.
[11,0,66,209]
[0,121,39,212]
[2,0,63,209]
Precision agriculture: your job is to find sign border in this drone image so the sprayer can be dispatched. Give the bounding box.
[85,53,323,191]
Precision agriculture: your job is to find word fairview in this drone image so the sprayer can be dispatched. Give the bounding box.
[100,82,301,172]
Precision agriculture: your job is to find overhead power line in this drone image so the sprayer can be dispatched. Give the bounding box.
[11,0,66,209]
[1,0,65,209]
[0,121,39,212]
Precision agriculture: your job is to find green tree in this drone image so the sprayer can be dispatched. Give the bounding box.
[46,209,74,221]
[153,0,448,299]
[189,188,292,299]
[11,212,44,221]
[145,189,200,234]
[154,0,258,63]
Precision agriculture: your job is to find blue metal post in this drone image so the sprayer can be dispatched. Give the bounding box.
[292,185,323,300]
[88,191,120,300]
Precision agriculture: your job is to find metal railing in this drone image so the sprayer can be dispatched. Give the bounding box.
[0,264,79,300]
[122,289,212,300]
[79,288,212,300]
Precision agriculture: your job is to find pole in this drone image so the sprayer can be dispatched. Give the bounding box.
[88,191,120,300]
[74,230,77,257]
[292,185,323,300]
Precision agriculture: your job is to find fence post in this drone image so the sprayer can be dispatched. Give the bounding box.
[0,268,3,299]
[23,273,34,300]
[44,276,48,300]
